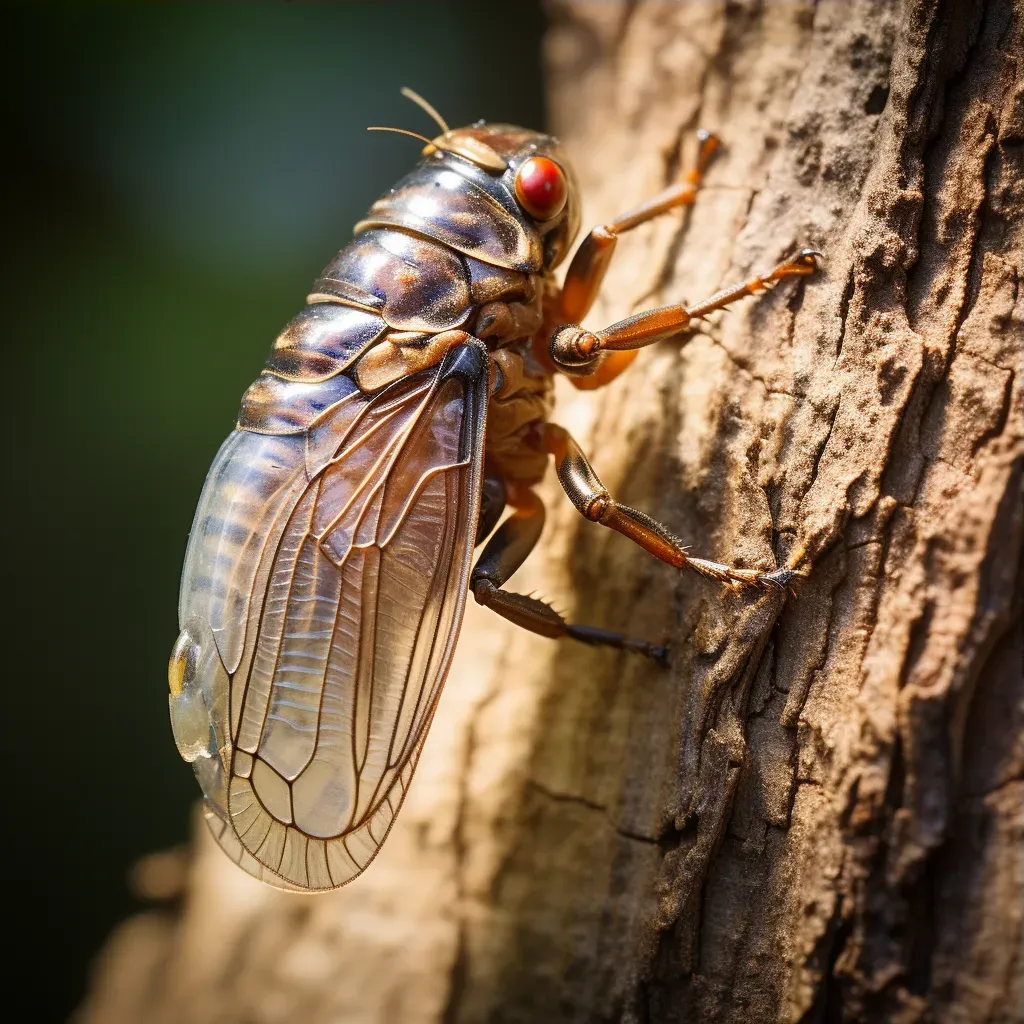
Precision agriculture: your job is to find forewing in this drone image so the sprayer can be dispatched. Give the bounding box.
[209,345,487,891]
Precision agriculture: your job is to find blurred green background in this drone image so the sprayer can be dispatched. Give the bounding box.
[1,5,544,1019]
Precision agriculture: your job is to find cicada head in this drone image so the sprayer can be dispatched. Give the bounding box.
[359,120,582,276]
[427,124,582,271]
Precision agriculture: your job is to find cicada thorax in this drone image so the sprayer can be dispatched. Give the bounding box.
[353,150,546,273]
[229,131,576,446]
[236,146,555,423]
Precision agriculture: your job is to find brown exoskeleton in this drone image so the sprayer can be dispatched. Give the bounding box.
[168,89,821,891]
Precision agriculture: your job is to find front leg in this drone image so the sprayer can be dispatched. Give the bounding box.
[558,130,720,324]
[550,130,720,392]
[544,423,802,590]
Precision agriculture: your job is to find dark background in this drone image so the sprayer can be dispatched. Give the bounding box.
[1,5,545,1020]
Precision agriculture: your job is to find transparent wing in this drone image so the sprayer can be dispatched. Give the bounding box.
[203,345,487,891]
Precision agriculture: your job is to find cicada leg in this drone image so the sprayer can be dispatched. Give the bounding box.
[549,250,822,382]
[558,129,721,326]
[470,487,667,663]
[476,472,507,545]
[549,129,719,391]
[544,423,804,591]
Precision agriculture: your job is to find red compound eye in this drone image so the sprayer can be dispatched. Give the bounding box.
[514,156,567,221]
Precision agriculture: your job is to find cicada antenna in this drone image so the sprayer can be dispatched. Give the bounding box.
[400,86,450,134]
[366,126,434,146]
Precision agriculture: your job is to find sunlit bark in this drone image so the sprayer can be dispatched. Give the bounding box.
[78,2,1022,1021]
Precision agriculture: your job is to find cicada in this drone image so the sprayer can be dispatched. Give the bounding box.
[168,89,819,892]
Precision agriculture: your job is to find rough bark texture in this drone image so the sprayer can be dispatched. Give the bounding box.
[78,2,1022,1022]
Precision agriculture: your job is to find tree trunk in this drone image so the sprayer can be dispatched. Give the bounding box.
[77,2,1022,1022]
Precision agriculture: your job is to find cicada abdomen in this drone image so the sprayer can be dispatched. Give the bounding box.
[170,266,490,889]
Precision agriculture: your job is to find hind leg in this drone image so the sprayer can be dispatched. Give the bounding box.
[470,487,667,663]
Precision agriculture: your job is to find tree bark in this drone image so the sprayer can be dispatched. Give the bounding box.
[78,2,1022,1022]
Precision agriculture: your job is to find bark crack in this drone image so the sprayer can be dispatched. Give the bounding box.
[703,330,802,399]
[526,779,660,845]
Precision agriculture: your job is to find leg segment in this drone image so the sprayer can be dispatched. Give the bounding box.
[559,130,720,324]
[550,249,822,377]
[550,131,719,393]
[476,472,507,545]
[470,488,667,663]
[544,423,801,590]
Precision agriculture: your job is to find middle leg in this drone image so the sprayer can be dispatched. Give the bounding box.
[550,249,821,378]
[544,423,801,590]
